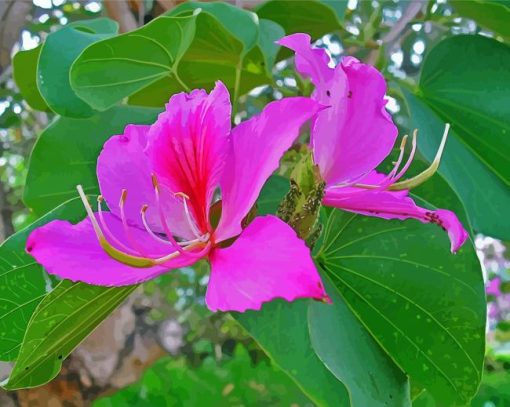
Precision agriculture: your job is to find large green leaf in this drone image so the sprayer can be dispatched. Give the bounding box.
[452,0,510,40]
[12,46,49,112]
[38,18,118,118]
[315,210,486,405]
[309,276,411,407]
[233,300,351,407]
[23,106,160,215]
[2,280,137,390]
[0,198,86,361]
[71,12,196,111]
[401,88,510,240]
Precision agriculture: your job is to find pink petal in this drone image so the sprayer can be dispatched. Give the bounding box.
[324,187,469,253]
[279,34,397,185]
[145,82,231,234]
[26,213,201,286]
[97,124,193,239]
[486,277,501,297]
[277,33,334,94]
[214,97,322,242]
[206,215,329,312]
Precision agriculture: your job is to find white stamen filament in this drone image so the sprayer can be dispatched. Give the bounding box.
[119,189,149,257]
[392,129,417,182]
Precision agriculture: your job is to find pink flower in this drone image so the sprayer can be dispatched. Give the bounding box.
[487,277,502,297]
[278,34,468,252]
[26,82,330,312]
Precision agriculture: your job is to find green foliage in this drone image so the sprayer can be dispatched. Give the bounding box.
[38,18,118,117]
[71,12,197,111]
[315,210,485,405]
[309,276,411,406]
[23,106,160,215]
[94,345,312,406]
[0,198,86,361]
[12,46,49,112]
[452,0,510,40]
[234,300,351,406]
[2,280,136,390]
[402,35,510,239]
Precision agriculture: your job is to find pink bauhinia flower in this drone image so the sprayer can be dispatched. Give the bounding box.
[26,82,330,312]
[278,33,468,252]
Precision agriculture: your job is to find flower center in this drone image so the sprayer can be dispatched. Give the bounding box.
[76,173,211,268]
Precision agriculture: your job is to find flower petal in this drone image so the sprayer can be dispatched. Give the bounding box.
[214,97,322,242]
[279,34,397,185]
[146,82,231,233]
[324,187,469,252]
[26,213,200,286]
[97,124,193,239]
[206,215,329,312]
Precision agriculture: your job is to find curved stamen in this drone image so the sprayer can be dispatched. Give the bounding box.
[119,189,149,257]
[77,185,155,268]
[392,129,417,182]
[389,123,450,191]
[175,191,203,239]
[96,195,135,254]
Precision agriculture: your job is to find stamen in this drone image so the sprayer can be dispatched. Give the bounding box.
[176,191,203,239]
[150,174,208,259]
[392,129,417,182]
[97,195,134,254]
[141,204,210,247]
[389,123,450,191]
[76,185,155,268]
[119,189,149,257]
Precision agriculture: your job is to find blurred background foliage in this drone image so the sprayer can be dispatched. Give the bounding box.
[0,0,508,406]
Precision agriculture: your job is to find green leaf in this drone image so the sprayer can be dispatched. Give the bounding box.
[452,0,510,40]
[38,18,118,118]
[401,87,510,240]
[2,281,137,390]
[315,210,486,405]
[12,46,49,111]
[256,175,289,215]
[233,300,351,407]
[71,12,196,111]
[419,35,510,189]
[309,276,411,406]
[0,198,86,361]
[23,106,160,216]
[256,0,344,38]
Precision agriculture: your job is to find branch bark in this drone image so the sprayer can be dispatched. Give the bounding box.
[104,0,138,33]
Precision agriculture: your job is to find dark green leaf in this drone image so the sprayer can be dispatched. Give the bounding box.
[71,12,196,111]
[309,276,411,406]
[38,18,118,118]
[23,106,161,215]
[0,198,86,361]
[233,300,351,407]
[256,175,289,215]
[2,280,136,390]
[12,46,49,112]
[315,210,485,405]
